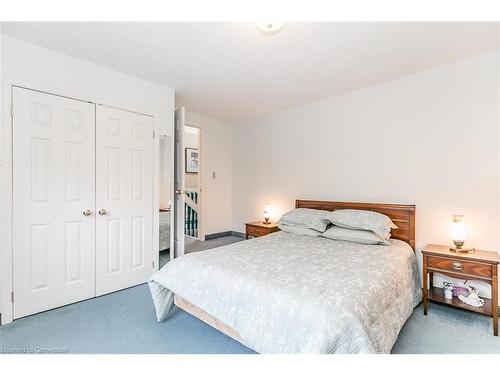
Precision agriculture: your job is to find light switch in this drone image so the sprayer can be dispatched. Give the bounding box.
[212,171,216,179]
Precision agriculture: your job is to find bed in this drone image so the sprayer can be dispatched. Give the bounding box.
[149,200,422,354]
[159,210,171,251]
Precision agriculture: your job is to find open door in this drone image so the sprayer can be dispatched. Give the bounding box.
[173,107,186,258]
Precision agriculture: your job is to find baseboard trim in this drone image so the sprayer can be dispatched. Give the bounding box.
[231,231,246,238]
[205,231,246,240]
[205,231,233,240]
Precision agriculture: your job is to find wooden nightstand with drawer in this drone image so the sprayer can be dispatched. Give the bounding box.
[422,244,499,336]
[245,221,280,239]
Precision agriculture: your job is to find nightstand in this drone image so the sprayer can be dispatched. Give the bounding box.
[422,244,499,336]
[245,221,280,239]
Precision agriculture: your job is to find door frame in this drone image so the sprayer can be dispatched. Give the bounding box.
[0,79,162,325]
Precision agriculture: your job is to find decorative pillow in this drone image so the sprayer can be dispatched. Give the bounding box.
[321,226,390,246]
[278,208,330,233]
[277,223,323,237]
[326,209,397,240]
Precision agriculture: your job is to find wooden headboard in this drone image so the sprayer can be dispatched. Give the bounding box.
[296,199,416,250]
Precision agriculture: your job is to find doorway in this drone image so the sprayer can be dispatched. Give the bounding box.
[173,108,204,258]
[183,125,202,250]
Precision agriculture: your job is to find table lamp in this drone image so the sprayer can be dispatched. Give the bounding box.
[450,215,474,253]
[263,203,271,224]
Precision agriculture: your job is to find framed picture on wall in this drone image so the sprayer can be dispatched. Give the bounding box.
[185,147,199,174]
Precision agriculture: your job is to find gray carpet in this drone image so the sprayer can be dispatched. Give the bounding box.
[1,235,499,354]
[185,235,244,254]
[159,235,244,268]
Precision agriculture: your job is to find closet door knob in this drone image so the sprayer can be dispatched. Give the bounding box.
[98,209,108,216]
[83,209,92,216]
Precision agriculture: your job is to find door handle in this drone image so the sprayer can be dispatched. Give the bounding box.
[98,209,108,216]
[83,209,92,216]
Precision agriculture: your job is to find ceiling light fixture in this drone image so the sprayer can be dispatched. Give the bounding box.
[255,22,285,35]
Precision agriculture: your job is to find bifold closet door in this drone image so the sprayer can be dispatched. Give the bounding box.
[13,87,96,319]
[95,105,154,296]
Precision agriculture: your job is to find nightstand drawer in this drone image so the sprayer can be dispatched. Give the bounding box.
[245,221,280,239]
[246,225,268,237]
[427,256,492,279]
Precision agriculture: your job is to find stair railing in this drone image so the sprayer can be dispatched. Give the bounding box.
[184,189,199,237]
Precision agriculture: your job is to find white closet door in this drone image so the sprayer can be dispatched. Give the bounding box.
[95,105,154,296]
[13,87,96,319]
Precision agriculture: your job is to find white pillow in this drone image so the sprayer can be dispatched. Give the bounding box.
[321,226,390,246]
[277,223,323,237]
[326,209,397,240]
[278,208,330,233]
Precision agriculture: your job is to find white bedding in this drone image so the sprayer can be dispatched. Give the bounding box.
[149,231,421,353]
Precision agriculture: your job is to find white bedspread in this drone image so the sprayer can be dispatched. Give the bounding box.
[149,231,421,354]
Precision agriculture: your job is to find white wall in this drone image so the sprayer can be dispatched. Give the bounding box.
[232,51,500,298]
[0,36,175,323]
[185,111,232,238]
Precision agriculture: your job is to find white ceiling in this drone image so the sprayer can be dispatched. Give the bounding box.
[2,22,499,121]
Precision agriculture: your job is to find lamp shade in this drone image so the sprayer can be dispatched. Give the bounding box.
[263,203,271,224]
[450,215,467,244]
